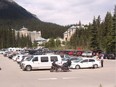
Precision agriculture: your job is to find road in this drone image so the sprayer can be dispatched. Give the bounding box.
[0,54,116,87]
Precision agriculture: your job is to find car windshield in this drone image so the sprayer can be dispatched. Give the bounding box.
[62,58,67,61]
[26,56,33,61]
[65,55,70,59]
[71,57,82,61]
[72,58,83,63]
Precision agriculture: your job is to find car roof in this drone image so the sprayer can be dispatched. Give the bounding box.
[33,54,60,57]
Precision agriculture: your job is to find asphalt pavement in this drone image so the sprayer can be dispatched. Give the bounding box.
[0,54,116,87]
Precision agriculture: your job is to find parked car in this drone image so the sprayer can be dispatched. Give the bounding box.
[0,50,5,54]
[104,53,116,60]
[19,55,33,69]
[81,51,93,57]
[70,58,101,69]
[12,55,19,61]
[68,51,74,55]
[73,51,84,56]
[21,54,62,71]
[15,54,25,63]
[60,54,71,59]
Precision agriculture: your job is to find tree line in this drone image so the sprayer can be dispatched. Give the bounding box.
[69,6,116,54]
[0,19,67,38]
[0,28,32,49]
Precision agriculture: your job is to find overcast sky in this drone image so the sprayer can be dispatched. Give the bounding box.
[14,0,115,25]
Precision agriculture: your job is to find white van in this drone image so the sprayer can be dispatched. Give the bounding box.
[21,55,62,71]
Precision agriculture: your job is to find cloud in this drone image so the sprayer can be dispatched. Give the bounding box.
[15,0,115,25]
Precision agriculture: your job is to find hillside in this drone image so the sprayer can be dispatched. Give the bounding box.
[0,0,67,38]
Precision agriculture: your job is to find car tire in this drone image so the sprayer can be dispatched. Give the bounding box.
[21,65,25,71]
[26,65,32,71]
[50,68,54,72]
[93,64,98,69]
[50,67,54,72]
[75,65,80,69]
[56,67,62,72]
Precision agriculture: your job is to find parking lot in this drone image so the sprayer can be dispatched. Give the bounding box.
[0,54,116,87]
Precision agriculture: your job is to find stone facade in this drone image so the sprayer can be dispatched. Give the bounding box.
[63,25,77,41]
[29,31,41,42]
[63,24,87,41]
[15,26,41,42]
[19,27,29,36]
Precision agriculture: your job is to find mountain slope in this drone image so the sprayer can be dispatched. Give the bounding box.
[0,0,67,38]
[0,0,39,19]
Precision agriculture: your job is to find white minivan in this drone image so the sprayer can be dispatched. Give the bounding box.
[21,54,62,71]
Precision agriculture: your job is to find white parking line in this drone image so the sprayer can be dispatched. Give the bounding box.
[38,78,57,81]
[38,77,79,81]
[62,77,79,80]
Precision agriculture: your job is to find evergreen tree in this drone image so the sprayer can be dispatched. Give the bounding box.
[70,29,78,49]
[32,41,38,48]
[96,16,102,48]
[69,24,90,49]
[55,38,61,47]
[107,6,116,53]
[103,12,113,51]
[49,38,55,48]
[90,17,99,50]
[16,32,20,47]
[27,36,32,47]
[45,38,55,48]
